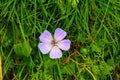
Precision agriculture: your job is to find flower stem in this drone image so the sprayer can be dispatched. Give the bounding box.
[56,60,62,80]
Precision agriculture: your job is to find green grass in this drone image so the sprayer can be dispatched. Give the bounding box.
[0,0,120,80]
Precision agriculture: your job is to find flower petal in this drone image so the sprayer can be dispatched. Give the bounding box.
[50,46,62,59]
[38,43,52,54]
[39,30,53,43]
[57,39,71,51]
[54,28,67,42]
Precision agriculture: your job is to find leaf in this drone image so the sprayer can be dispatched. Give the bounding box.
[92,45,101,53]
[80,47,89,55]
[13,40,32,57]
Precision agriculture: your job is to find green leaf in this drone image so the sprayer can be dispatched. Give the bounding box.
[13,40,32,57]
[92,45,101,53]
[80,47,89,55]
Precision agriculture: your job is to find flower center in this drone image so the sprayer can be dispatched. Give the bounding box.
[51,40,57,46]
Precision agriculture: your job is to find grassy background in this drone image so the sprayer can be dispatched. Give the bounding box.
[0,0,120,80]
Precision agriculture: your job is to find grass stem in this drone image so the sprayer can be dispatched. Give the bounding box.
[56,60,62,80]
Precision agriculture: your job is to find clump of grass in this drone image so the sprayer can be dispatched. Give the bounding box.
[0,0,120,80]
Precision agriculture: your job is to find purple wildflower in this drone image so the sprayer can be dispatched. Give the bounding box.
[38,28,71,59]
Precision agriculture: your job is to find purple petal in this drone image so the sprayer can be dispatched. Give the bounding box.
[39,30,53,43]
[57,39,71,51]
[54,28,67,42]
[49,46,62,59]
[38,43,52,54]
